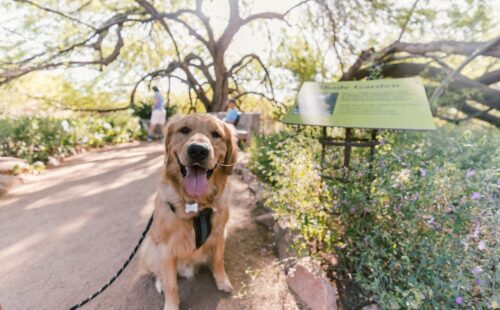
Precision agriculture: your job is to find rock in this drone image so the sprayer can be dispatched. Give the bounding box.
[255,212,276,230]
[243,173,255,184]
[287,259,337,310]
[234,163,245,175]
[248,182,259,194]
[256,191,270,207]
[47,156,60,167]
[241,168,255,183]
[319,251,338,267]
[362,304,379,310]
[0,174,22,196]
[249,182,271,207]
[0,157,28,174]
[273,221,308,260]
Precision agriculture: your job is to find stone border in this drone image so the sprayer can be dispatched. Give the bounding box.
[243,165,338,310]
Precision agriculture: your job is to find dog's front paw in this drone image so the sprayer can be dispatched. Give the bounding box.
[163,300,179,310]
[215,276,233,293]
[155,278,163,294]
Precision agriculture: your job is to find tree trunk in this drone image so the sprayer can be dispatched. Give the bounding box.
[210,50,229,112]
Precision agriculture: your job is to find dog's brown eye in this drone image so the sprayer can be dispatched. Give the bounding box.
[211,131,221,138]
[180,127,190,134]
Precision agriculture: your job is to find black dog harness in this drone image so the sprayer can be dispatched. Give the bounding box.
[168,203,213,249]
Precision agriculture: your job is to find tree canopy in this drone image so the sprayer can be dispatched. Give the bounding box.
[1,0,499,124]
[1,0,310,112]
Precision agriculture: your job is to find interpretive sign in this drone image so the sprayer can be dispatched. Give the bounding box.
[282,77,435,130]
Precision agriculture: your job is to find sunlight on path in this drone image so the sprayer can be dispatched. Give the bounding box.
[0,142,296,310]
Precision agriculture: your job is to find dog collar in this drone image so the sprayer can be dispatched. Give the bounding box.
[167,202,213,249]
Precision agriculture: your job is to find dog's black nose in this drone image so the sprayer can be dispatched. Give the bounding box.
[188,144,209,161]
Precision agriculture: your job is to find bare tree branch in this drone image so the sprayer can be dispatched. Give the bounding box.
[428,35,500,106]
[1,23,126,85]
[4,0,304,113]
[184,53,215,87]
[395,0,420,42]
[14,0,96,30]
[130,63,182,106]
[134,0,182,60]
[439,101,498,126]
[384,40,500,58]
[242,0,310,26]
[228,53,276,100]
[314,0,345,74]
[354,62,500,110]
[233,90,286,110]
[476,68,500,85]
[340,48,375,81]
[27,94,129,112]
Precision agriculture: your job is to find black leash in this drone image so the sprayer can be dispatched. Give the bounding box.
[69,214,154,310]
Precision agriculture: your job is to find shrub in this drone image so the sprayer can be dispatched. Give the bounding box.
[131,101,177,120]
[0,113,142,163]
[248,126,499,309]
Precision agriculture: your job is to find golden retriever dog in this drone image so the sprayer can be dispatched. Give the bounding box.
[139,113,238,310]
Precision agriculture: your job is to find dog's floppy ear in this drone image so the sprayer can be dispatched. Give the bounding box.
[222,123,238,175]
[163,115,180,166]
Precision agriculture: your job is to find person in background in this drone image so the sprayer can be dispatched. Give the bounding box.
[147,86,166,142]
[223,98,239,125]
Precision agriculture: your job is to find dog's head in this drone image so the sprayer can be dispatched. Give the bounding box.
[163,113,238,199]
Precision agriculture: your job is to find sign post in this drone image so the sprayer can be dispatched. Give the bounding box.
[282,77,435,179]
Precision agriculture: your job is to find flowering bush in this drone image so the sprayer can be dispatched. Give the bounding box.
[0,113,142,163]
[248,126,499,309]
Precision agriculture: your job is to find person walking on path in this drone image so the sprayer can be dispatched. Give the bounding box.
[223,98,239,125]
[147,86,166,142]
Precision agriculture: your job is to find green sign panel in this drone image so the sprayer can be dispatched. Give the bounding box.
[282,77,435,130]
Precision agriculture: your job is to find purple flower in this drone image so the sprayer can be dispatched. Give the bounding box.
[455,296,463,305]
[380,159,385,168]
[475,279,481,286]
[350,207,356,214]
[395,204,402,212]
[419,168,427,177]
[466,169,476,178]
[380,139,385,146]
[471,192,481,200]
[363,207,370,213]
[471,266,483,275]
[478,240,486,250]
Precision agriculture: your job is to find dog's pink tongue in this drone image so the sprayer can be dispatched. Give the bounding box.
[184,166,208,197]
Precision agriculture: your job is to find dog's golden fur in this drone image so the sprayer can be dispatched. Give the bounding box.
[139,113,238,310]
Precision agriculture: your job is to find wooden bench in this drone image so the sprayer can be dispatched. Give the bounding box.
[212,112,260,145]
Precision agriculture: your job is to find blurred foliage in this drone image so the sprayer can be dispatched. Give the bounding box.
[0,113,142,163]
[272,36,326,86]
[131,102,177,120]
[1,0,499,119]
[248,125,500,309]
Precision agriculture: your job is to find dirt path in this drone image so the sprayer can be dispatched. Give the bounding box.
[0,142,297,310]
